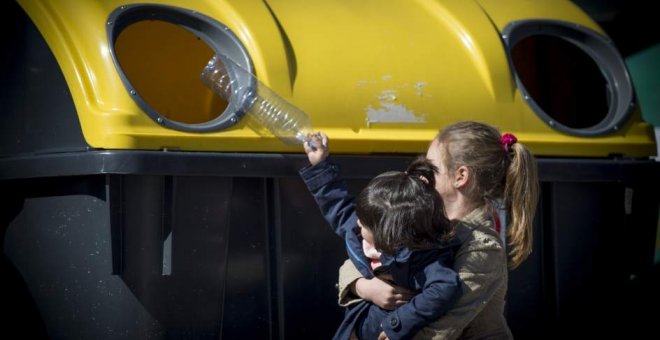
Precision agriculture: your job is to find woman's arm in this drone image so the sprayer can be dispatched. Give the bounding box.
[339,224,509,339]
[380,257,462,340]
[338,259,413,309]
[412,226,508,340]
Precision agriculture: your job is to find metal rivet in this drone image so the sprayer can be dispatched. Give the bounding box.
[130,90,136,95]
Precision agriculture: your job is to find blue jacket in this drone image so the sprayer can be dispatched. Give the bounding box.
[300,159,462,340]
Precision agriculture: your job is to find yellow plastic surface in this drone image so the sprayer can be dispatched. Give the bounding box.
[17,0,657,157]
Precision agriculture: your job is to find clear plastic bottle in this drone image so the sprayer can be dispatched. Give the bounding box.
[200,55,314,146]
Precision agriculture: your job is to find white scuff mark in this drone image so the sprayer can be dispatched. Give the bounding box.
[382,75,392,81]
[415,81,428,97]
[377,89,398,102]
[366,102,426,126]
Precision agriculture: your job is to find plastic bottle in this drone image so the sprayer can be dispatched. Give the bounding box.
[200,54,314,146]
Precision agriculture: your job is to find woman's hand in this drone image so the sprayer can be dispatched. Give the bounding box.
[303,131,329,166]
[353,275,414,310]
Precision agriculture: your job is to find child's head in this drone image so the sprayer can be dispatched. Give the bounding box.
[355,157,452,254]
[433,121,510,205]
[430,121,539,268]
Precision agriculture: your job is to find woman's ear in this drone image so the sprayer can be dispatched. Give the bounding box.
[454,165,469,188]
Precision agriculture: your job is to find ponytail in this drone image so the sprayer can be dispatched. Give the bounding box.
[406,156,438,188]
[437,121,539,269]
[504,142,539,268]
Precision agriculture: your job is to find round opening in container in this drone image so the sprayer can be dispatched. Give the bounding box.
[502,20,634,136]
[114,20,222,125]
[107,4,253,132]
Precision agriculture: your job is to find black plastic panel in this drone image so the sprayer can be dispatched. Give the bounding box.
[0,1,89,157]
[1,152,658,338]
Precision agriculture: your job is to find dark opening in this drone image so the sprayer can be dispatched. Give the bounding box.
[511,35,608,129]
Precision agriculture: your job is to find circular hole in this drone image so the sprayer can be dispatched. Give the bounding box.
[511,35,608,129]
[114,20,227,124]
[503,20,635,136]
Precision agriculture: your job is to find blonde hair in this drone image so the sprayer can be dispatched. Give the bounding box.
[436,121,539,268]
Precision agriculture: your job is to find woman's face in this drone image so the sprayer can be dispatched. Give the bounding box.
[426,139,454,201]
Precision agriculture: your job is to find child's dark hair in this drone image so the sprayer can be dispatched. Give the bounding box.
[355,157,453,254]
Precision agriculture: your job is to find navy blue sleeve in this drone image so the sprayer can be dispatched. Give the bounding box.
[299,159,373,277]
[381,253,462,340]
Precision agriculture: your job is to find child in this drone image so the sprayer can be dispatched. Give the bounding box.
[300,132,461,340]
[338,121,540,338]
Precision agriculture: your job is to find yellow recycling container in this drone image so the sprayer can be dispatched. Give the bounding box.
[13,0,656,157]
[2,1,659,339]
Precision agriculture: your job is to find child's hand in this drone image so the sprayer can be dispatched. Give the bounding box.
[304,131,329,166]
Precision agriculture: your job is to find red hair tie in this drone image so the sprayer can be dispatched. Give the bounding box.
[500,133,517,152]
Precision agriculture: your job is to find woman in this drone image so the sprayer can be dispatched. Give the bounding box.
[337,121,539,339]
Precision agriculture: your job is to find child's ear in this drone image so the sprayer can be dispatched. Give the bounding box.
[454,165,469,188]
[357,219,363,228]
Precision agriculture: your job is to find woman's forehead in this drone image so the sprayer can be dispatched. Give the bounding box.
[426,139,442,157]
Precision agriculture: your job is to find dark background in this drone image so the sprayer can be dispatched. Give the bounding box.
[572,0,660,57]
